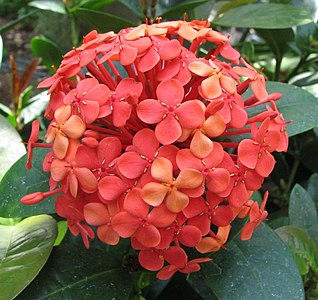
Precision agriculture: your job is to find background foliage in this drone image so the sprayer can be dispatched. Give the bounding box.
[0,0,318,299]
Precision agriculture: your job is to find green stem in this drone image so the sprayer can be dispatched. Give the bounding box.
[274,56,282,81]
[70,13,79,47]
[284,158,300,196]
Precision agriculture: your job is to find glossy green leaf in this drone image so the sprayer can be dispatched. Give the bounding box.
[0,215,57,299]
[307,173,318,211]
[156,0,210,19]
[276,225,318,275]
[31,36,62,70]
[17,244,133,299]
[289,184,318,246]
[213,3,313,29]
[189,224,305,299]
[0,115,26,181]
[247,81,318,137]
[290,72,318,87]
[0,148,55,218]
[29,0,66,14]
[216,0,256,17]
[75,8,135,33]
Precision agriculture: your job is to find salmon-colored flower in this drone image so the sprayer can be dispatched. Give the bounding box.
[141,157,204,213]
[23,19,288,280]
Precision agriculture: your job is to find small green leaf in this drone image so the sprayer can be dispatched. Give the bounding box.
[296,22,318,53]
[0,215,57,299]
[54,221,68,246]
[75,8,135,33]
[189,224,305,299]
[307,173,318,211]
[276,225,318,275]
[289,184,318,246]
[213,3,313,29]
[0,115,26,181]
[17,244,133,299]
[246,82,318,137]
[29,0,66,14]
[31,36,62,70]
[0,148,55,218]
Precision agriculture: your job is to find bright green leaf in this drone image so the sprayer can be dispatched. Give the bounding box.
[213,3,313,29]
[0,148,55,218]
[54,221,68,246]
[75,8,135,33]
[29,0,66,14]
[0,215,57,299]
[17,244,133,299]
[276,225,318,275]
[189,224,305,299]
[247,82,318,137]
[289,184,318,246]
[216,0,257,17]
[31,36,62,70]
[0,115,26,181]
[307,173,318,211]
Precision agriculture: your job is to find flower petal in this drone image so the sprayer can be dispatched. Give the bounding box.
[141,182,169,207]
[156,79,184,106]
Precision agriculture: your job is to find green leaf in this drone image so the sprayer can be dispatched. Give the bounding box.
[189,223,305,299]
[0,10,38,35]
[116,0,144,20]
[247,81,318,137]
[17,244,133,299]
[29,0,66,14]
[213,3,313,29]
[54,221,68,246]
[296,22,318,53]
[20,91,49,125]
[290,72,318,87]
[256,28,294,62]
[276,225,318,275]
[31,36,62,70]
[156,0,210,19]
[268,216,289,230]
[0,115,26,181]
[307,173,318,211]
[0,35,3,68]
[216,0,257,17]
[71,0,114,11]
[75,8,135,33]
[289,184,318,246]
[300,139,318,173]
[0,148,55,218]
[0,215,57,299]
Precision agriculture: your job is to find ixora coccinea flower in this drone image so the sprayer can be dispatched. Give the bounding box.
[21,19,289,280]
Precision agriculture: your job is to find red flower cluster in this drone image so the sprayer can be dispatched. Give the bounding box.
[22,19,288,279]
